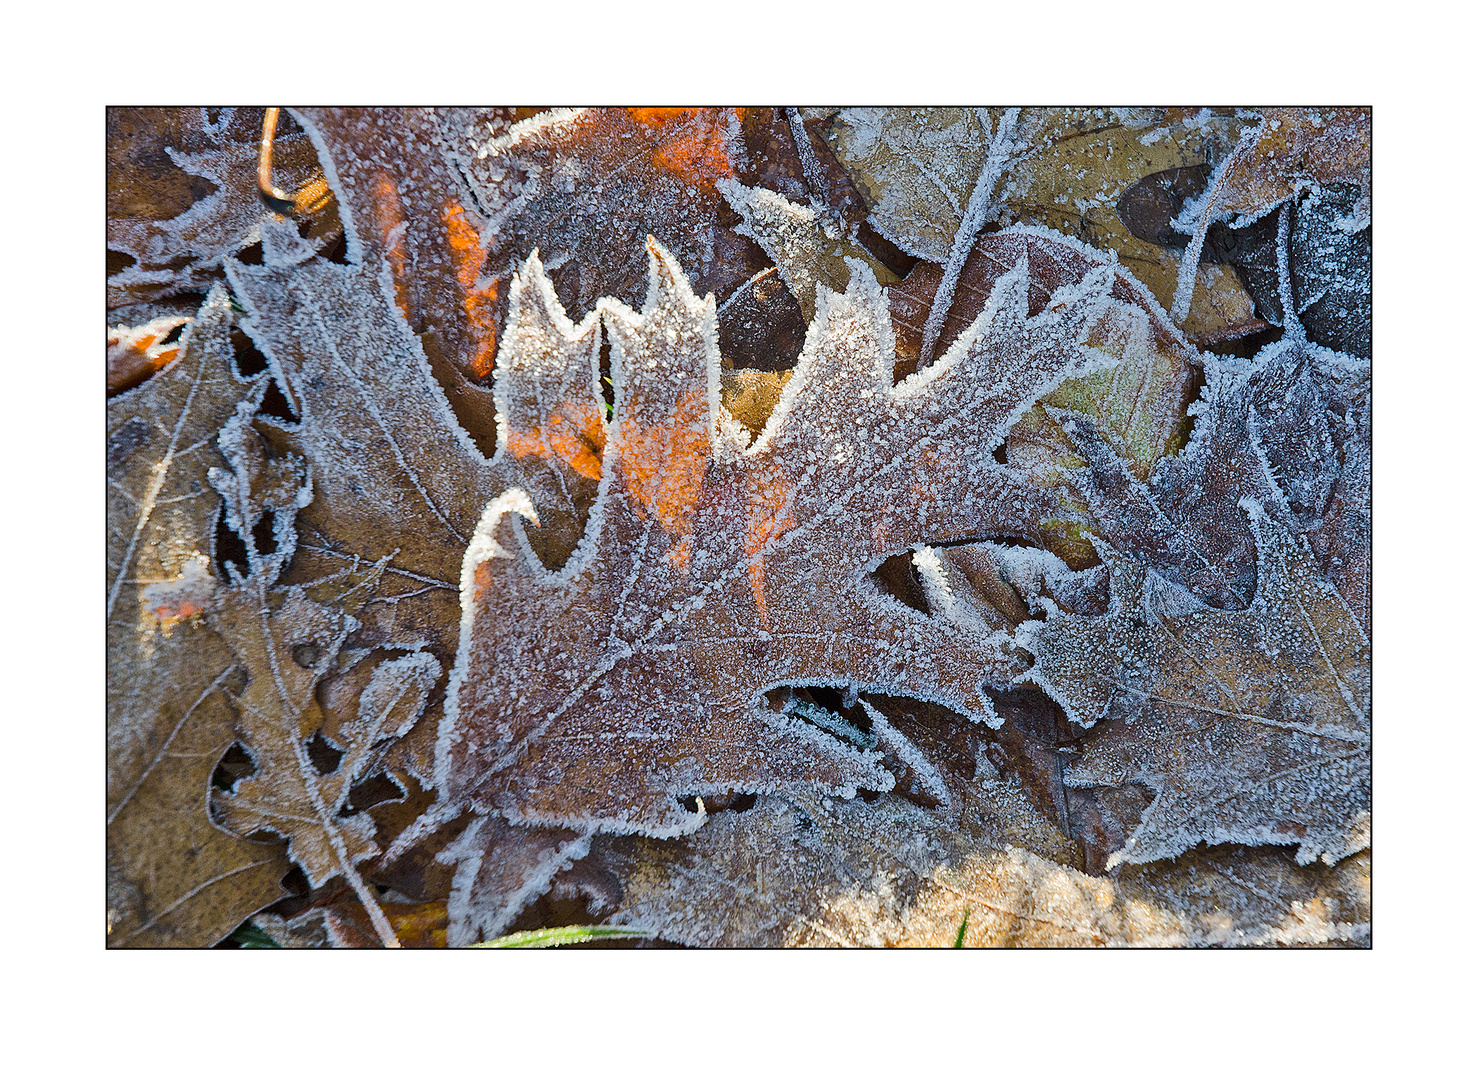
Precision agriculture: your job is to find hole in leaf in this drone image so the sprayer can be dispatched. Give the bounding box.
[728,792,757,813]
[251,509,278,558]
[229,328,268,378]
[870,552,930,614]
[855,220,918,279]
[305,731,343,775]
[342,772,405,815]
[211,742,257,792]
[993,441,1010,466]
[107,249,136,276]
[236,241,265,266]
[212,501,249,580]
[278,865,311,901]
[678,795,702,813]
[258,378,300,424]
[1214,323,1283,361]
[767,685,877,749]
[317,228,350,265]
[290,642,323,669]
[598,339,615,413]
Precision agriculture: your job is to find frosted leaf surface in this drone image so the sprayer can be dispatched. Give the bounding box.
[992,108,1259,336]
[720,181,898,321]
[226,229,506,658]
[463,108,751,320]
[107,285,291,946]
[886,228,1204,568]
[439,237,1118,838]
[294,108,507,385]
[587,788,1368,947]
[825,107,998,262]
[438,817,594,946]
[108,108,325,309]
[1057,333,1369,617]
[1018,505,1370,868]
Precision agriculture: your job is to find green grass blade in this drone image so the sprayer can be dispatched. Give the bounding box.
[953,909,970,948]
[468,925,657,949]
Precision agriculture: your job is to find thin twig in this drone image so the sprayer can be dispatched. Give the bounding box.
[258,107,296,215]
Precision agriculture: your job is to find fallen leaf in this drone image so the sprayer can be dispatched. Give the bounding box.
[468,107,758,320]
[887,228,1203,567]
[225,220,504,661]
[586,786,1367,947]
[108,107,328,312]
[1212,107,1372,226]
[107,285,291,947]
[294,108,509,387]
[1018,503,1370,868]
[720,181,899,322]
[439,237,1112,834]
[107,315,190,395]
[1169,108,1370,323]
[824,107,1001,263]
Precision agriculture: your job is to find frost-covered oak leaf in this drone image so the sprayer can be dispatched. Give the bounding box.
[1018,503,1370,868]
[436,237,1117,837]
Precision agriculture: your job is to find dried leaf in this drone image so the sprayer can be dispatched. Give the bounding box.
[225,220,504,660]
[825,107,1000,263]
[107,315,190,395]
[1057,336,1370,622]
[996,108,1261,337]
[717,268,808,371]
[294,108,508,386]
[1213,107,1371,225]
[589,787,1367,947]
[107,286,291,947]
[888,228,1203,567]
[468,108,756,319]
[720,181,898,321]
[433,234,1119,917]
[108,107,327,311]
[1018,504,1370,868]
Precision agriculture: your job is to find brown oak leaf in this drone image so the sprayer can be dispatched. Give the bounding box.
[1017,503,1370,868]
[432,233,1117,871]
[107,286,291,947]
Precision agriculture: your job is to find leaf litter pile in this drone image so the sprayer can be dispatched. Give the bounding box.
[107,107,1370,948]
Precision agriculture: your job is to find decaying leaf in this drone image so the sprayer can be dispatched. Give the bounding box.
[417,234,1130,936]
[1019,504,1370,868]
[721,181,899,321]
[1169,107,1370,323]
[107,315,191,396]
[439,237,1113,830]
[1207,107,1372,227]
[585,773,1367,947]
[107,286,292,947]
[467,107,757,320]
[107,107,1372,948]
[225,219,503,662]
[108,107,329,313]
[825,107,1002,264]
[293,108,507,388]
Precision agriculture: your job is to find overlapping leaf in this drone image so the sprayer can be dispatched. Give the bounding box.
[1018,505,1370,868]
[107,286,291,946]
